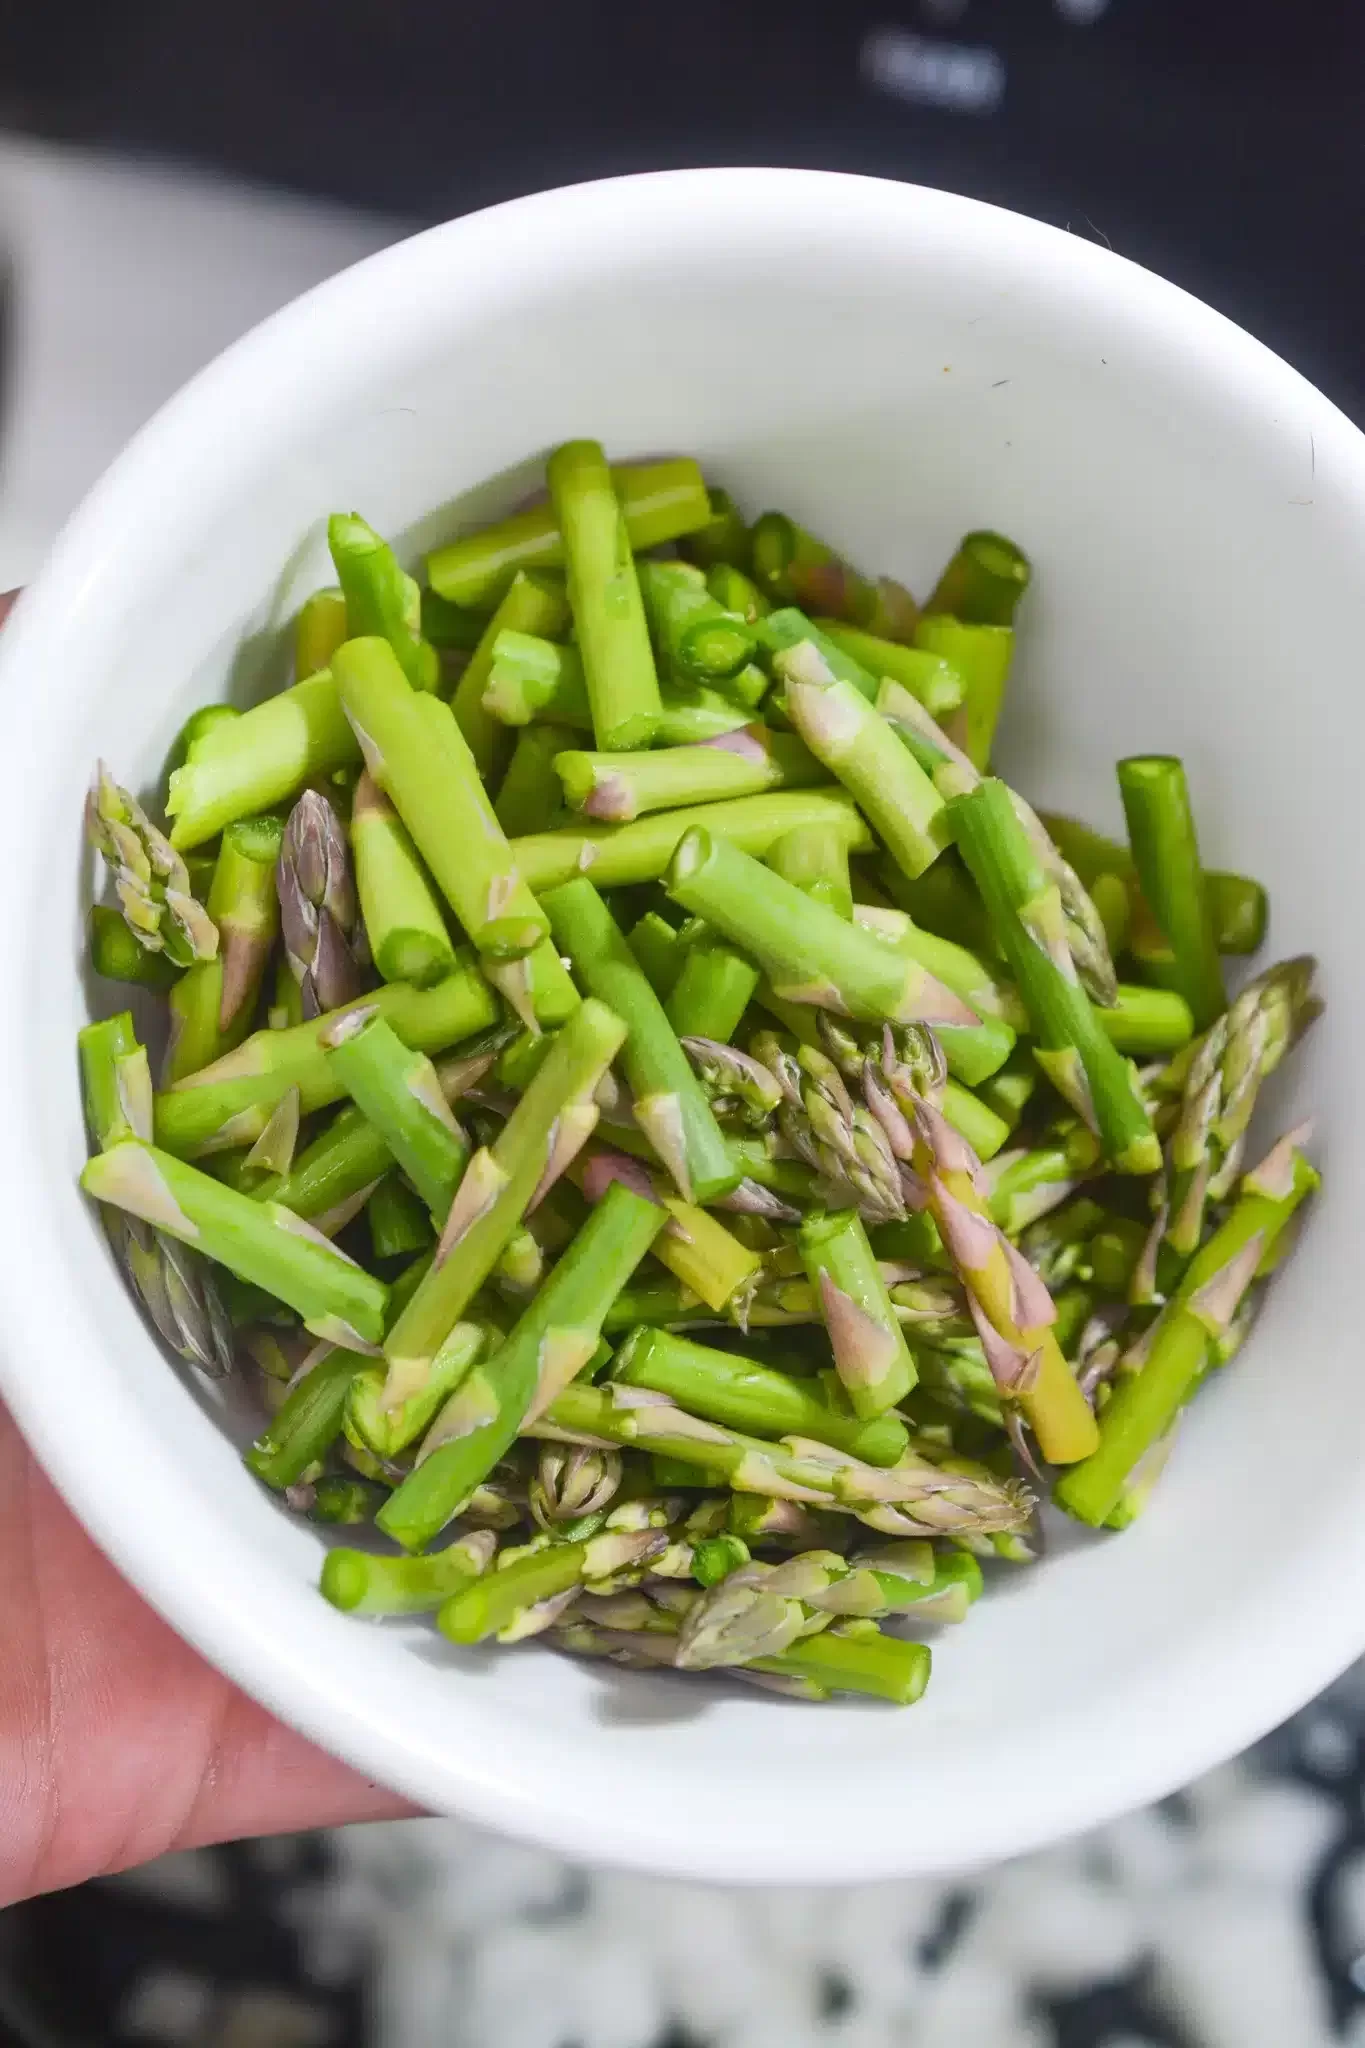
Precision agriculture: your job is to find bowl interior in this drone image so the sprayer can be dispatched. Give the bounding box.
[1,169,1361,1883]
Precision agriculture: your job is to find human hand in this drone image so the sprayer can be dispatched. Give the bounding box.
[0,589,414,1906]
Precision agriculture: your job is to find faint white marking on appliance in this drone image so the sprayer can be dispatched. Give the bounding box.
[861,27,1005,114]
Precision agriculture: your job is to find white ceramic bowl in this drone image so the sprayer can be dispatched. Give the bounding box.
[0,168,1359,1886]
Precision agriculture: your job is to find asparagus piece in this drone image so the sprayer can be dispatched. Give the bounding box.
[913,616,1013,770]
[951,781,1159,1173]
[451,569,570,780]
[1152,955,1318,1260]
[307,1477,387,1524]
[637,559,758,686]
[1097,984,1194,1058]
[350,770,456,988]
[168,704,241,776]
[776,640,950,880]
[295,586,351,678]
[276,789,365,1020]
[610,1325,910,1465]
[750,1625,932,1705]
[482,627,590,731]
[439,1528,668,1644]
[850,902,1027,1031]
[82,1143,390,1347]
[322,1529,496,1616]
[534,1382,1034,1538]
[678,486,751,571]
[750,513,919,642]
[427,458,711,608]
[88,906,181,989]
[1117,756,1226,1030]
[87,765,219,966]
[1055,1136,1319,1524]
[812,623,965,721]
[367,1171,434,1264]
[863,1054,1099,1463]
[554,727,823,824]
[328,513,439,694]
[664,940,759,1044]
[666,828,983,1043]
[1039,812,1269,957]
[627,912,684,1000]
[494,726,572,838]
[154,965,499,1158]
[706,562,769,622]
[529,1443,624,1528]
[321,1007,470,1219]
[581,1151,763,1313]
[383,998,627,1388]
[379,1184,664,1552]
[549,439,662,751]
[875,852,997,964]
[544,878,738,1203]
[166,672,361,850]
[346,1316,492,1460]
[512,787,872,895]
[81,1015,237,1377]
[251,1102,387,1227]
[246,1346,373,1489]
[766,821,854,921]
[924,530,1031,627]
[333,637,576,1027]
[877,682,1117,1005]
[798,1208,917,1417]
[975,1046,1039,1133]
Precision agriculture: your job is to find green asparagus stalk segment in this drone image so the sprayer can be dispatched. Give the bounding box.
[666,828,982,1040]
[154,964,499,1159]
[750,514,920,642]
[328,513,439,694]
[452,569,571,779]
[89,906,181,989]
[367,1171,435,1264]
[308,1477,387,1525]
[913,616,1013,770]
[419,589,486,652]
[798,1208,917,1417]
[166,671,361,850]
[678,486,751,571]
[377,1183,664,1552]
[252,1102,387,1225]
[544,878,737,1204]
[548,440,663,751]
[925,530,1031,627]
[610,1325,910,1465]
[1054,1139,1319,1525]
[350,771,456,989]
[512,787,872,895]
[776,640,950,880]
[876,682,1117,1005]
[494,726,572,838]
[482,628,590,731]
[322,1528,496,1615]
[812,623,966,721]
[166,813,287,1082]
[346,1317,492,1460]
[427,458,712,609]
[849,903,1026,1031]
[383,998,627,1388]
[80,1014,154,1151]
[1097,984,1194,1057]
[535,1382,1034,1541]
[295,587,350,678]
[1039,813,1269,958]
[82,1142,390,1347]
[706,562,769,622]
[627,912,684,999]
[554,727,823,824]
[750,1625,932,1705]
[245,1346,372,1489]
[168,704,241,777]
[766,822,854,921]
[321,1007,470,1220]
[637,559,758,686]
[87,766,220,966]
[440,1527,670,1644]
[1116,756,1226,1030]
[664,940,760,1044]
[951,781,1159,1174]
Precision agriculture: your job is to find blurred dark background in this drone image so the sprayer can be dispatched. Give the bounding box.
[2,0,1364,419]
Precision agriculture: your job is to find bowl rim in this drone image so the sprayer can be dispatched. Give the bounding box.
[2,164,1363,1884]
